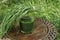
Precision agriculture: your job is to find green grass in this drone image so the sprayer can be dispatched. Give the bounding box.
[0,0,60,39]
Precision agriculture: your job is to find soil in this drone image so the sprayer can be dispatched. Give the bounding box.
[1,18,56,40]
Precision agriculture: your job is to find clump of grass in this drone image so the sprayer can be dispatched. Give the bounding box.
[0,0,60,40]
[0,4,31,38]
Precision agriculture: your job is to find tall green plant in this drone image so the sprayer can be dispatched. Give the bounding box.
[0,4,30,38]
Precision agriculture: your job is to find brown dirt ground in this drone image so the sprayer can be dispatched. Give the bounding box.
[0,18,56,40]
